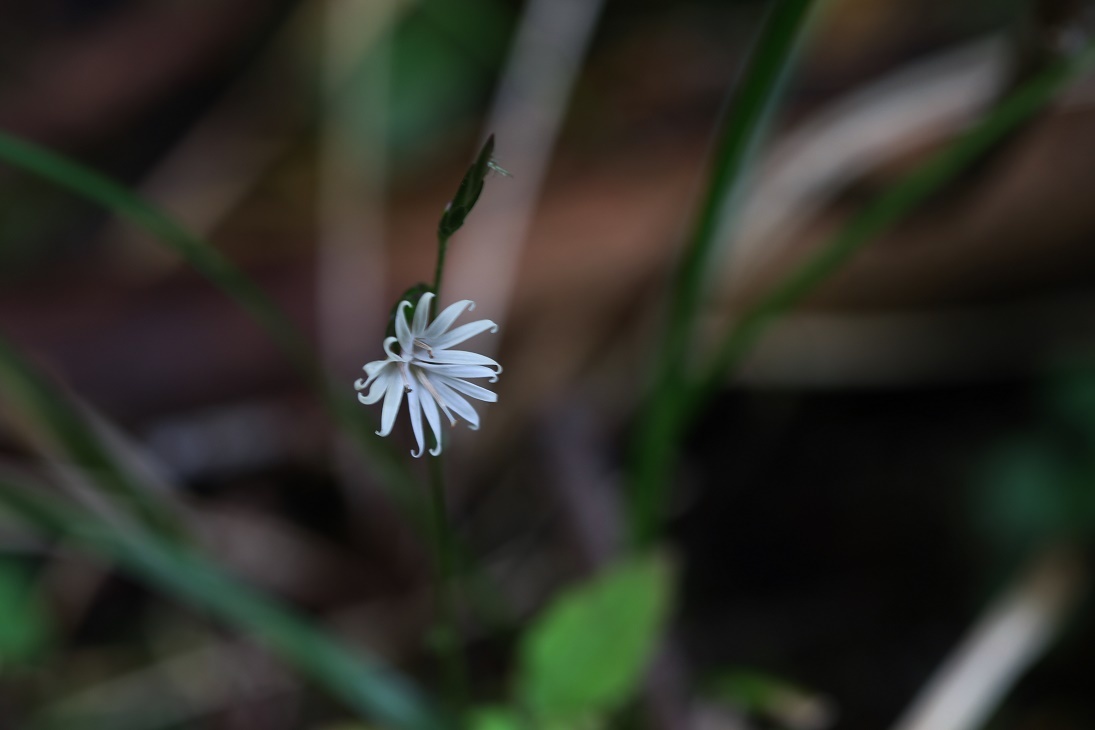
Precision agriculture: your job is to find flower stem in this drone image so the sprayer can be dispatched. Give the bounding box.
[427,449,468,718]
[431,234,451,320]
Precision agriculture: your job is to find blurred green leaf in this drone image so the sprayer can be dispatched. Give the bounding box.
[0,130,425,535]
[0,559,52,666]
[695,38,1095,411]
[629,0,820,547]
[977,368,1095,553]
[1046,368,1095,446]
[704,668,831,729]
[383,0,513,162]
[438,135,494,242]
[0,478,449,730]
[417,0,514,70]
[517,554,673,723]
[470,706,604,730]
[387,22,485,157]
[0,332,185,540]
[468,706,521,730]
[977,437,1076,552]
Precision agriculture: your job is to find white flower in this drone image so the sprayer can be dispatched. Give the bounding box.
[355,291,501,457]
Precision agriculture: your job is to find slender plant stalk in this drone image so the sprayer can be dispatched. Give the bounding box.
[425,181,471,715]
[432,233,452,319]
[427,453,468,717]
[628,0,818,547]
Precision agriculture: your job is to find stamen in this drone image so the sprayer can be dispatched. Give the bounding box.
[414,339,434,358]
[416,370,458,426]
[398,363,413,393]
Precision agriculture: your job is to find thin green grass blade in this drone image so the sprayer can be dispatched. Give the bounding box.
[0,131,423,526]
[691,40,1095,416]
[0,476,449,730]
[628,0,819,547]
[0,332,185,540]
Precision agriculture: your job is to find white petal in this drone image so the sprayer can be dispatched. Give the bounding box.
[415,368,457,426]
[424,299,475,340]
[394,300,414,354]
[414,374,444,457]
[358,368,396,405]
[362,358,389,379]
[430,320,498,351]
[407,387,425,458]
[382,336,403,361]
[432,378,480,429]
[435,374,498,403]
[423,349,502,372]
[412,292,434,336]
[355,358,396,392]
[376,372,406,437]
[415,362,500,382]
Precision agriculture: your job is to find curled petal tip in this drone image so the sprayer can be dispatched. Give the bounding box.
[411,446,424,458]
[382,337,402,359]
[357,393,370,404]
[354,378,367,390]
[429,444,442,457]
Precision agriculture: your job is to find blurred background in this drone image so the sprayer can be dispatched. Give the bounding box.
[3,0,1095,728]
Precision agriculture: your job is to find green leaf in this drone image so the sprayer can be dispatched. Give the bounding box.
[0,332,186,541]
[0,130,425,540]
[468,706,521,730]
[0,477,449,730]
[437,135,494,241]
[517,554,674,723]
[469,706,604,730]
[629,0,819,547]
[703,668,829,725]
[694,37,1095,411]
[0,559,52,665]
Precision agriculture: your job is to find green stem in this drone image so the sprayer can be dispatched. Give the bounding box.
[432,234,452,320]
[427,452,468,719]
[627,0,818,548]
